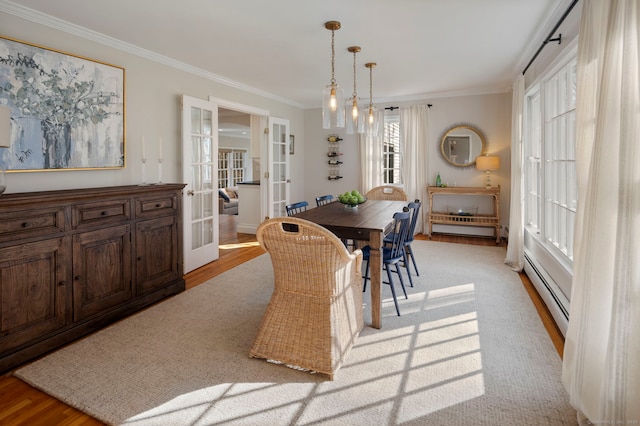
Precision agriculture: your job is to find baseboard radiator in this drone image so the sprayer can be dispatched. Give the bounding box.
[524,252,570,337]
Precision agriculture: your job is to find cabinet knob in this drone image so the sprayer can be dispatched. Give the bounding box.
[22,222,30,228]
[101,211,108,216]
[137,256,143,261]
[74,275,81,281]
[155,204,162,208]
[187,190,195,196]
[58,281,66,286]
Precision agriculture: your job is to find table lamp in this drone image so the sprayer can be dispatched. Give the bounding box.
[0,106,10,195]
[476,154,500,189]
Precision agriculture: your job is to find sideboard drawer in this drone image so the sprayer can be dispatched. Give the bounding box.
[0,208,65,243]
[135,193,178,219]
[72,199,131,229]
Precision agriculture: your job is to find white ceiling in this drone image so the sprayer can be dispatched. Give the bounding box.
[3,0,570,108]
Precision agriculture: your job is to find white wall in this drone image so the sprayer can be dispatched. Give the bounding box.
[0,11,305,195]
[303,92,512,234]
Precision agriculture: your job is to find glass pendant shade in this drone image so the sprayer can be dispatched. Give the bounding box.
[364,62,379,137]
[323,83,345,129]
[345,45,363,134]
[346,96,364,134]
[364,105,379,137]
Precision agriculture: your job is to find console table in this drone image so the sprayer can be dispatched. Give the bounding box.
[427,185,501,243]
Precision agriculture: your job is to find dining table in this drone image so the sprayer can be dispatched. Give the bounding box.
[293,199,409,329]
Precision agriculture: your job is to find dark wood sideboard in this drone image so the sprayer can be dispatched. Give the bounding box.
[0,184,186,372]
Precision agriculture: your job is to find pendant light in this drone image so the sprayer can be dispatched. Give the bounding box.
[364,62,379,137]
[346,46,363,134]
[322,21,345,129]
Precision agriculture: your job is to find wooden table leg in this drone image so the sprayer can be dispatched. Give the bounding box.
[369,230,382,329]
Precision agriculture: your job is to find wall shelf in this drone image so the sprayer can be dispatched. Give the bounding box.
[427,185,501,243]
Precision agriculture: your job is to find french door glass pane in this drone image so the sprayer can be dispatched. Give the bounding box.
[192,222,202,250]
[192,193,202,220]
[202,218,213,245]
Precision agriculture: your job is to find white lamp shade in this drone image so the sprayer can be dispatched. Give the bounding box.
[476,155,500,171]
[0,106,10,148]
[322,84,345,129]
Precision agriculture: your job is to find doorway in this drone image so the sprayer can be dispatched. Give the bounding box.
[182,96,288,273]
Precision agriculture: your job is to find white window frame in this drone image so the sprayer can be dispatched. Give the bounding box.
[523,52,577,267]
[382,114,402,185]
[218,149,247,188]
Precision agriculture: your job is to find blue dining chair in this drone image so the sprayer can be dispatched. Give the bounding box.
[362,208,411,316]
[384,200,422,287]
[315,194,334,207]
[286,201,309,216]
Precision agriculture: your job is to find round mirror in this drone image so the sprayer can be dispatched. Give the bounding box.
[440,125,486,167]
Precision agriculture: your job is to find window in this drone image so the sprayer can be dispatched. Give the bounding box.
[524,57,577,262]
[383,115,401,184]
[218,149,246,188]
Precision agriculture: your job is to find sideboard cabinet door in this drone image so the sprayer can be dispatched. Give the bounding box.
[135,216,179,297]
[72,225,132,322]
[0,237,71,353]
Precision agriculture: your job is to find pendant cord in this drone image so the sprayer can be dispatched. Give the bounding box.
[352,50,357,98]
[330,29,336,85]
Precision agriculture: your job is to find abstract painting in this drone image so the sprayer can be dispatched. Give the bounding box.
[0,36,125,171]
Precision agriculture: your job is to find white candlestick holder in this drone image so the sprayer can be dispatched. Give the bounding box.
[157,158,164,185]
[139,157,150,186]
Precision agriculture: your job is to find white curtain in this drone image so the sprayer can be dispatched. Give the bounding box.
[358,109,384,194]
[400,105,429,233]
[504,75,525,271]
[562,1,640,424]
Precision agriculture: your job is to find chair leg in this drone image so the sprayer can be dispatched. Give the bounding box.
[362,258,370,292]
[394,263,408,299]
[407,243,419,276]
[402,250,414,287]
[385,265,401,316]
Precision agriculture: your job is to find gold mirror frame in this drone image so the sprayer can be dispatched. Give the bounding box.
[440,125,486,167]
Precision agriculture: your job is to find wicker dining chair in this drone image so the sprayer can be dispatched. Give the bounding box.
[315,194,335,207]
[285,200,309,216]
[250,217,364,380]
[365,185,408,201]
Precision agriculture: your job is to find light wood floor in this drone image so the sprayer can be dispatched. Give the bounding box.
[0,215,564,425]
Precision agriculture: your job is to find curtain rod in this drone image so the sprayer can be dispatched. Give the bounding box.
[522,0,579,75]
[384,104,432,111]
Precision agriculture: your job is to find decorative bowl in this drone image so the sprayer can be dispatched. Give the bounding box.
[339,197,367,209]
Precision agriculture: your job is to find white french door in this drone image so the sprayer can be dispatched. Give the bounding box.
[181,95,288,271]
[267,117,290,217]
[181,95,219,273]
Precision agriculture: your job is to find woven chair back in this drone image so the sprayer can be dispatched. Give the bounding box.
[365,185,408,201]
[257,217,356,296]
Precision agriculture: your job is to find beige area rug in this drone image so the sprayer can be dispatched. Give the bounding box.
[15,241,576,425]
